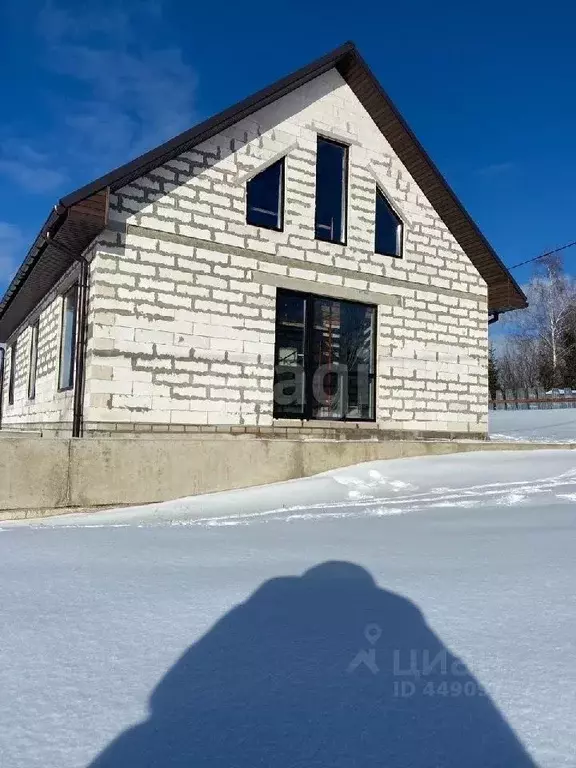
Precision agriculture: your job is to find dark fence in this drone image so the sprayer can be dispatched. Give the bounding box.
[491,389,576,410]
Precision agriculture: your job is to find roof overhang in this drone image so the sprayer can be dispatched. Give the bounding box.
[0,190,107,341]
[0,42,526,341]
[336,49,526,313]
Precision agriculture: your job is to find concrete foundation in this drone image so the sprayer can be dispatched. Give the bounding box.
[1,435,575,520]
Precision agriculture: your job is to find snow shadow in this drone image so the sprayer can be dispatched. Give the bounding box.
[89,561,536,767]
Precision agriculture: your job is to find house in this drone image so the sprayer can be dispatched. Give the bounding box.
[0,43,526,441]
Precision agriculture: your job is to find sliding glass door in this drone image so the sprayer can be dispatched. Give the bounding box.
[273,289,376,421]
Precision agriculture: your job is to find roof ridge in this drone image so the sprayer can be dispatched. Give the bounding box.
[60,41,357,208]
[0,41,526,340]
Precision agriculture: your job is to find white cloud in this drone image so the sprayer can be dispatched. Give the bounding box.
[57,45,198,166]
[1,1,197,193]
[0,140,67,193]
[40,1,198,173]
[0,223,26,285]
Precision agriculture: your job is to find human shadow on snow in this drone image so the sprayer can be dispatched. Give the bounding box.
[89,561,536,767]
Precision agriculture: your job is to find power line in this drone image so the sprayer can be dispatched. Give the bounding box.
[510,240,576,270]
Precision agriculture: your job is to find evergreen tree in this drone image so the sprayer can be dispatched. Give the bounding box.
[561,324,576,389]
[488,344,500,400]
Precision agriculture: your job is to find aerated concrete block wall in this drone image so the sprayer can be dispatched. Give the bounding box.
[1,265,80,435]
[1,68,488,439]
[84,69,488,437]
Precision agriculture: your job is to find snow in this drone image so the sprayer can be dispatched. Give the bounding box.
[2,450,576,766]
[490,407,576,442]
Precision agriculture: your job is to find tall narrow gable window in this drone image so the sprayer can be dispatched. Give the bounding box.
[59,285,78,391]
[315,137,348,244]
[246,158,284,230]
[375,188,403,258]
[8,342,16,405]
[28,320,39,400]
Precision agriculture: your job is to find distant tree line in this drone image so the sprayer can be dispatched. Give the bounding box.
[492,255,576,394]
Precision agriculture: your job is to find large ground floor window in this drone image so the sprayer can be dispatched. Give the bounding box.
[273,289,376,421]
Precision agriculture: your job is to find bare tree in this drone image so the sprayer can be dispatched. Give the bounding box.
[498,255,576,388]
[497,337,541,390]
[529,256,576,384]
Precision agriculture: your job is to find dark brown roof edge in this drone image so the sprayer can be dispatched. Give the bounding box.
[0,193,107,340]
[60,42,357,206]
[0,42,358,335]
[1,41,526,330]
[340,49,526,310]
[0,43,357,335]
[0,207,62,319]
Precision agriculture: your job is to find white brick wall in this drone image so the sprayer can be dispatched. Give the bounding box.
[1,264,80,433]
[81,68,488,434]
[4,68,489,436]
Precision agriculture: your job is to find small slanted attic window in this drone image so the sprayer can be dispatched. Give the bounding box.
[375,188,403,258]
[246,158,284,230]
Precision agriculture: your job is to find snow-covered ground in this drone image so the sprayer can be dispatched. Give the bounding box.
[490,407,576,442]
[2,450,576,767]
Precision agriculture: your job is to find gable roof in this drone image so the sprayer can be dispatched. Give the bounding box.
[0,42,526,341]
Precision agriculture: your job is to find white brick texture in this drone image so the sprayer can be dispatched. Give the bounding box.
[4,69,488,436]
[1,265,80,434]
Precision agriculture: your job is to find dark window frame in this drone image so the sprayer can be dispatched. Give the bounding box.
[28,320,39,401]
[375,187,403,258]
[7,342,16,406]
[58,284,78,393]
[314,136,349,245]
[246,157,285,232]
[273,288,376,423]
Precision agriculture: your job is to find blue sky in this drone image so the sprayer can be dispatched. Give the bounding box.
[1,0,576,297]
